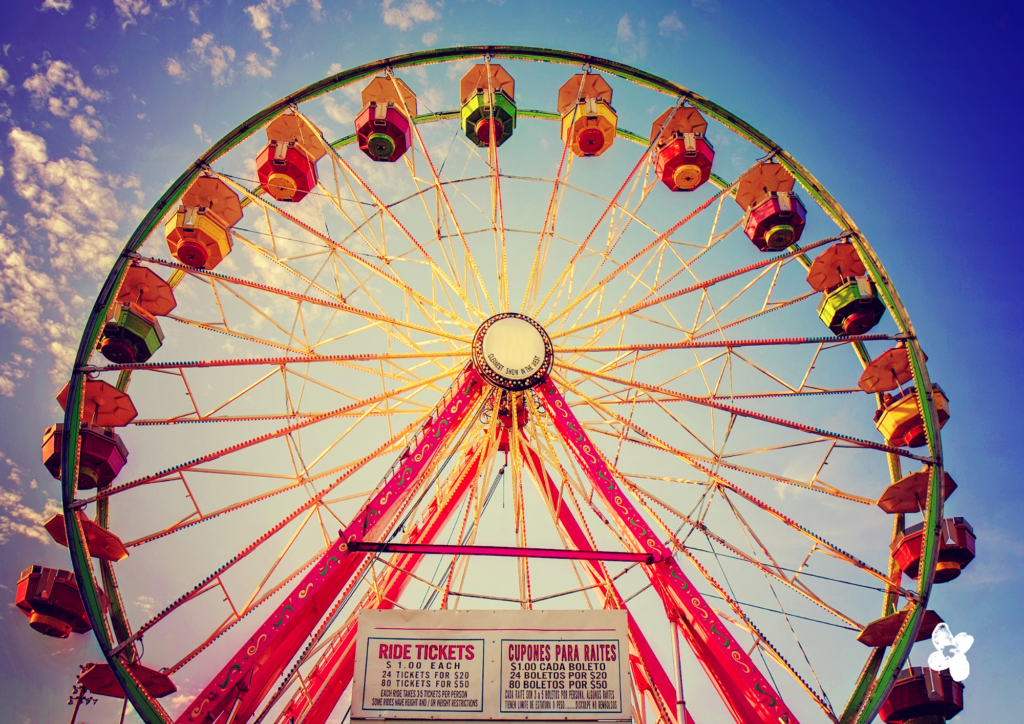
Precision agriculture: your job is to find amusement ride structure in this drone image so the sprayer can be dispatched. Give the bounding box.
[16,47,972,724]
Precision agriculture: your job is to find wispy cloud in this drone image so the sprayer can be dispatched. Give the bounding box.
[189,33,236,85]
[39,0,73,13]
[0,452,59,545]
[166,57,186,80]
[381,0,437,31]
[244,51,275,79]
[659,13,686,37]
[612,14,647,61]
[113,0,151,29]
[23,60,107,105]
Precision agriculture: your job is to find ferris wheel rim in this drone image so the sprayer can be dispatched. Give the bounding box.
[57,45,945,724]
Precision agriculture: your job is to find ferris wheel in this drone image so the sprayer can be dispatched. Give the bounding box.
[16,46,974,724]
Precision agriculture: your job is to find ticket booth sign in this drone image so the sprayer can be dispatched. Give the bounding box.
[353,609,630,721]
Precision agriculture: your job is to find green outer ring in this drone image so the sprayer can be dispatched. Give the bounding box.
[62,45,942,724]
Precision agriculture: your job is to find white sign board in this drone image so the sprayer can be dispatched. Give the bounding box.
[353,609,630,721]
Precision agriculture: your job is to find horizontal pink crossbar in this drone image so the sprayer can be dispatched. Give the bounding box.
[346,540,658,564]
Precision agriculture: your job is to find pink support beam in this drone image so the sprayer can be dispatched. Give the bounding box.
[177,366,485,724]
[346,541,656,564]
[536,377,798,724]
[277,440,488,724]
[517,439,696,724]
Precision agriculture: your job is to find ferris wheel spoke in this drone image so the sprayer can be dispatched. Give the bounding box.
[520,78,581,314]
[88,350,468,375]
[555,333,898,356]
[215,171,473,334]
[633,482,863,629]
[564,157,655,326]
[110,410,429,653]
[530,143,654,319]
[233,228,345,305]
[395,86,497,317]
[517,406,697,724]
[534,375,799,724]
[266,447,490,724]
[550,236,836,341]
[571,413,840,719]
[73,367,460,509]
[138,255,471,348]
[172,367,486,724]
[564,381,917,596]
[543,157,758,330]
[554,360,930,462]
[297,110,480,323]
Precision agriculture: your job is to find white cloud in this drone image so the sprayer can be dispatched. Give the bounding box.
[69,114,103,143]
[135,595,156,615]
[381,0,437,31]
[245,1,276,40]
[47,96,79,117]
[0,487,60,544]
[612,13,647,61]
[245,52,274,79]
[39,0,72,13]
[322,96,354,126]
[0,452,59,544]
[422,31,437,46]
[2,128,140,385]
[418,85,444,113]
[8,127,128,276]
[193,124,211,143]
[113,0,151,29]
[0,66,13,95]
[86,6,98,27]
[328,62,343,75]
[22,60,107,104]
[188,3,200,23]
[189,33,236,85]
[659,13,686,37]
[75,144,98,162]
[0,354,32,398]
[243,0,320,47]
[166,57,186,79]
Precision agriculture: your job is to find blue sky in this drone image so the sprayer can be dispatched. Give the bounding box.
[0,1,1020,723]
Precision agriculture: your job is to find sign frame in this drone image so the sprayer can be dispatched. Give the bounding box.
[353,609,631,722]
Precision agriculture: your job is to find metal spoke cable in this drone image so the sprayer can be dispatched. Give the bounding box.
[422,463,504,609]
[703,532,783,697]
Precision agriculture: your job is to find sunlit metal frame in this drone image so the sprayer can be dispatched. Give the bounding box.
[60,46,944,724]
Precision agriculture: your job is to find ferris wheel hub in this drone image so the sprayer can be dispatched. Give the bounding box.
[472,313,553,391]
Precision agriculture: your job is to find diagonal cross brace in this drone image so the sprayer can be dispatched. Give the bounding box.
[518,438,697,724]
[177,366,485,724]
[277,441,488,724]
[537,377,798,724]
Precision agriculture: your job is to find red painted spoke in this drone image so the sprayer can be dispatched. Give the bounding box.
[551,236,838,340]
[268,440,493,724]
[556,333,899,354]
[174,367,485,724]
[558,374,913,592]
[544,160,754,329]
[73,367,461,507]
[554,361,931,462]
[536,376,800,724]
[530,143,656,317]
[137,255,471,344]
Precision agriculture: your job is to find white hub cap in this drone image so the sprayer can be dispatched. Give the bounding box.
[472,313,554,391]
